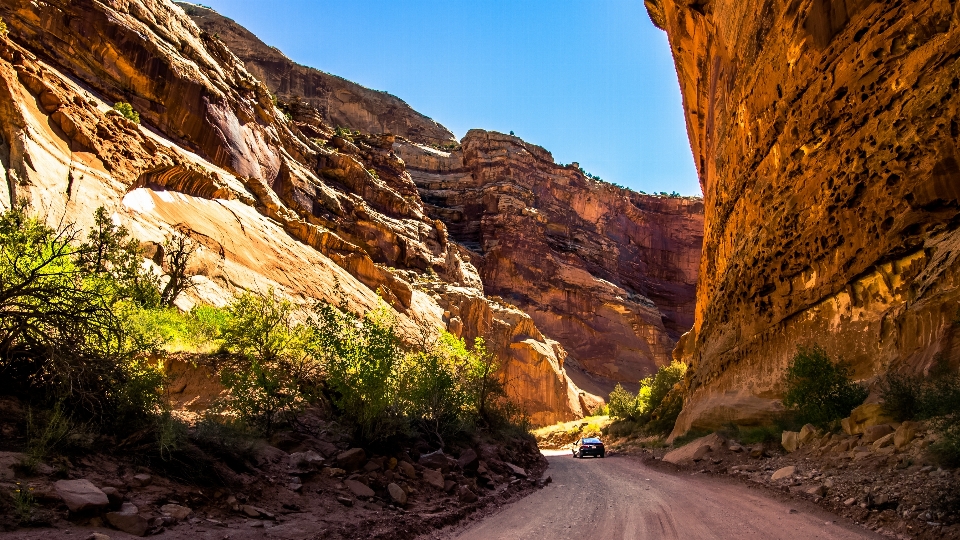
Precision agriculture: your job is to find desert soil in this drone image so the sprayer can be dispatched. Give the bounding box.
[440,450,880,540]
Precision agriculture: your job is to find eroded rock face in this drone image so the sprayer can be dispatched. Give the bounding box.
[179,3,457,147]
[399,131,704,390]
[0,0,586,424]
[646,0,960,436]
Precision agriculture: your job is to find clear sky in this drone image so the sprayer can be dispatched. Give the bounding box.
[195,0,701,196]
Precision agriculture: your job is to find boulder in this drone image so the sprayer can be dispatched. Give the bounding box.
[862,424,895,444]
[457,448,479,471]
[781,431,799,453]
[505,463,527,477]
[418,450,451,472]
[770,466,796,481]
[344,479,375,498]
[458,485,478,504]
[160,503,192,521]
[398,460,416,478]
[387,483,407,506]
[131,474,152,487]
[895,421,918,449]
[0,451,23,481]
[289,450,324,472]
[663,433,725,465]
[105,503,148,536]
[798,424,818,445]
[872,433,895,450]
[54,479,110,513]
[336,448,367,471]
[842,404,894,435]
[422,468,445,489]
[100,486,123,508]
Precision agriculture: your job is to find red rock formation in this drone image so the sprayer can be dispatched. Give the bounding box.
[179,3,457,147]
[399,131,704,391]
[0,0,586,425]
[646,0,960,436]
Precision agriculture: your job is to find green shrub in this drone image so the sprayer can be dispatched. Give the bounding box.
[782,345,867,427]
[113,102,140,124]
[607,384,638,421]
[310,300,405,444]
[217,290,316,435]
[636,361,686,423]
[398,332,502,442]
[879,372,924,421]
[0,18,9,39]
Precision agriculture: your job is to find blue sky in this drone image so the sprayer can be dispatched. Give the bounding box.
[196,0,701,196]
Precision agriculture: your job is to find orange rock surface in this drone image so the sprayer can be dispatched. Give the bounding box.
[399,131,704,392]
[0,0,588,424]
[645,0,960,436]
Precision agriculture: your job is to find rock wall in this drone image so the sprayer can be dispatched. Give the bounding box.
[397,131,704,393]
[178,3,457,147]
[645,0,960,436]
[0,0,583,425]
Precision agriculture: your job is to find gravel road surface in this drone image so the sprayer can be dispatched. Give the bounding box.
[450,450,880,540]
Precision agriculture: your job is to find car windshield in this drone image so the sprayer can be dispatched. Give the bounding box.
[583,438,601,444]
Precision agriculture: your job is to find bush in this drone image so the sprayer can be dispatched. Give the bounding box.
[216,290,316,435]
[310,300,405,444]
[782,345,867,427]
[879,355,960,466]
[607,384,638,421]
[399,332,501,443]
[113,102,140,124]
[606,361,686,435]
[0,18,8,39]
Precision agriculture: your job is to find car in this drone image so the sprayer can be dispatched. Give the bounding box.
[572,437,605,458]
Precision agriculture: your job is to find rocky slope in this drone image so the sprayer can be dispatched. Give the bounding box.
[177,4,705,398]
[645,0,960,436]
[179,3,457,147]
[0,0,581,425]
[397,133,704,392]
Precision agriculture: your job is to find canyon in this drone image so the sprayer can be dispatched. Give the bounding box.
[645,0,960,437]
[0,0,702,426]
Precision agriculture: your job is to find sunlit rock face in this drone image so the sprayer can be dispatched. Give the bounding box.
[645,0,960,436]
[398,131,704,394]
[0,0,587,424]
[179,3,457,147]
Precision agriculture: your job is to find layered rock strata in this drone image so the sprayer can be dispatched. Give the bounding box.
[398,131,704,390]
[0,0,581,424]
[179,3,457,147]
[645,0,960,436]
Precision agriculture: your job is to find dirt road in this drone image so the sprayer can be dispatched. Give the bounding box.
[449,451,880,540]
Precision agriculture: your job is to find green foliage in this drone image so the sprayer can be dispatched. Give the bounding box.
[23,404,72,471]
[310,300,405,444]
[399,332,501,443]
[0,18,9,39]
[78,207,161,307]
[217,290,316,435]
[671,428,712,447]
[121,305,228,354]
[335,126,356,140]
[113,102,140,124]
[11,482,34,525]
[605,361,686,435]
[782,345,868,427]
[158,233,197,307]
[607,384,638,421]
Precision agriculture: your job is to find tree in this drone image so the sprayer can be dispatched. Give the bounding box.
[782,345,867,427]
[159,233,197,307]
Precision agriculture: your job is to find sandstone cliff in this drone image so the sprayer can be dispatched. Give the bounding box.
[397,131,704,393]
[178,3,457,147]
[646,0,960,436]
[0,0,581,425]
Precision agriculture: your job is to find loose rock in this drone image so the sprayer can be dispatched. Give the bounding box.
[54,479,110,513]
[387,482,407,505]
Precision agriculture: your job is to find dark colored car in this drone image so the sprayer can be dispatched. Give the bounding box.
[572,437,605,458]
